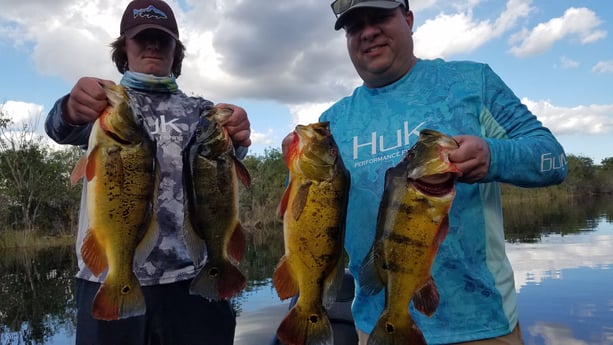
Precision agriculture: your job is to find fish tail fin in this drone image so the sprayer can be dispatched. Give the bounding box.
[190,259,246,300]
[92,272,145,321]
[277,304,333,345]
[367,312,426,345]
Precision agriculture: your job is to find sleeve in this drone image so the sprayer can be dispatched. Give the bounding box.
[480,65,567,187]
[44,95,93,147]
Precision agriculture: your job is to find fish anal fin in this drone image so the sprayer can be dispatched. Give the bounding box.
[81,228,108,277]
[227,222,246,262]
[412,276,440,317]
[272,257,299,300]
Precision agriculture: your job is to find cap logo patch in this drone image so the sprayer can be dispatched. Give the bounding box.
[133,5,168,20]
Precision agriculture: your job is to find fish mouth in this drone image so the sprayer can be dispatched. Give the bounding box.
[411,173,456,197]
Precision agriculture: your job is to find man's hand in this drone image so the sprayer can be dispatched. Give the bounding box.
[217,103,252,148]
[448,135,491,183]
[64,77,116,125]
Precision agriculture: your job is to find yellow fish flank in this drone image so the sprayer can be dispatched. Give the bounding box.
[360,129,462,345]
[273,122,350,345]
[182,107,251,300]
[71,85,159,321]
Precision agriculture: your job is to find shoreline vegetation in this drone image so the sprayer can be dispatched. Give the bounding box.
[1,106,612,251]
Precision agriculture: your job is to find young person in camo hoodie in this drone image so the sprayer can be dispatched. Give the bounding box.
[45,1,251,344]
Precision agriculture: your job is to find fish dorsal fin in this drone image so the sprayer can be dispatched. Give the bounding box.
[227,222,246,263]
[358,245,384,295]
[323,255,346,309]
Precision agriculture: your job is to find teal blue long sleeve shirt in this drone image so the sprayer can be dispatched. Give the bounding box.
[320,58,567,344]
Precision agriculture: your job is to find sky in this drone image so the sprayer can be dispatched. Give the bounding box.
[1,0,612,164]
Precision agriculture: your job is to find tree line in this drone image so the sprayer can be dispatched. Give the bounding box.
[1,109,612,247]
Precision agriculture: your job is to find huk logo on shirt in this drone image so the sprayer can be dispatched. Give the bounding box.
[350,121,426,168]
[150,115,181,135]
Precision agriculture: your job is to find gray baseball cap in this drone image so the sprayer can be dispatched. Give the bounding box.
[331,0,407,30]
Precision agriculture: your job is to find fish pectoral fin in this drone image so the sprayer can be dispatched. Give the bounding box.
[358,246,384,295]
[412,276,440,317]
[70,155,88,185]
[272,257,299,300]
[277,184,291,218]
[290,181,312,221]
[233,156,252,188]
[81,228,108,277]
[227,222,246,263]
[85,146,100,181]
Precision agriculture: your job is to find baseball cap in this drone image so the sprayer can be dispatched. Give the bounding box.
[331,0,406,30]
[120,0,179,39]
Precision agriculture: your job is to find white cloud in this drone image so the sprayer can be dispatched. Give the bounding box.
[557,56,580,69]
[289,102,335,127]
[522,97,613,135]
[510,7,606,57]
[414,0,534,59]
[592,60,613,74]
[507,221,613,292]
[1,100,44,126]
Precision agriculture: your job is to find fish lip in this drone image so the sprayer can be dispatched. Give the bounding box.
[411,173,456,197]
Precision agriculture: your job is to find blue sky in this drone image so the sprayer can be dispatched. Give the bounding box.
[1,0,612,163]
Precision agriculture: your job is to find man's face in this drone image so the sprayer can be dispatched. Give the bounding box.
[125,29,177,77]
[343,7,416,88]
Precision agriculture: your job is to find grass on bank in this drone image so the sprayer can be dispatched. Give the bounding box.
[0,230,74,249]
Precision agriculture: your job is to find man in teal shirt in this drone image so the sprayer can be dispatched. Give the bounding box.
[320,0,567,344]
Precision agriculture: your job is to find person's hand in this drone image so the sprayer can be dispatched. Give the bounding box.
[448,135,491,183]
[217,103,252,148]
[64,77,116,125]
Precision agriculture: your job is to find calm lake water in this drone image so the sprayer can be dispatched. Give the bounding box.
[1,195,612,345]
